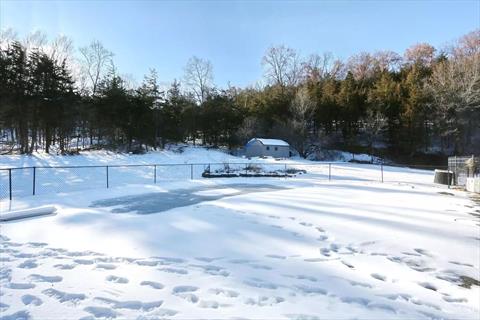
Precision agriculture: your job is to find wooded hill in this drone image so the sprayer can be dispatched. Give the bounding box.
[0,30,478,162]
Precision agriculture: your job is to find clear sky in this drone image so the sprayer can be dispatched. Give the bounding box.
[1,0,479,87]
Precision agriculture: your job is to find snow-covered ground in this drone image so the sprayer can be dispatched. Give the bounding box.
[0,148,479,319]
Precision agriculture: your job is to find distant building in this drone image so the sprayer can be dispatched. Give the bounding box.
[245,138,291,158]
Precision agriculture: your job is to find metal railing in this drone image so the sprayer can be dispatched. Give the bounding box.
[0,162,443,201]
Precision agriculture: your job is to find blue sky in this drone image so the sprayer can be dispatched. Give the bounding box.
[1,0,479,87]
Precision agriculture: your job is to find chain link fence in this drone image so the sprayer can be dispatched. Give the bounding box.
[448,156,479,186]
[0,162,443,201]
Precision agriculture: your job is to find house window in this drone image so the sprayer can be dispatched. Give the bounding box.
[266,146,270,150]
[274,147,278,151]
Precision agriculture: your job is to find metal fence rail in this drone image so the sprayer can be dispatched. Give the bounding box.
[0,162,442,201]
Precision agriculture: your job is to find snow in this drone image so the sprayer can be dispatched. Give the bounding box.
[0,147,479,319]
[0,206,57,222]
[247,138,290,147]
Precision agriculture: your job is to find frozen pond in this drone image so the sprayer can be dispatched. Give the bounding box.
[90,183,289,214]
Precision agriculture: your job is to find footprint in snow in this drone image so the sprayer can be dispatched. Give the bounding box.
[105,275,129,284]
[448,261,474,267]
[153,256,186,264]
[370,273,387,281]
[150,308,178,317]
[0,302,9,311]
[227,258,255,264]
[443,296,467,303]
[283,274,317,282]
[95,263,117,270]
[380,293,412,301]
[414,248,434,257]
[136,260,159,267]
[299,222,313,227]
[73,259,94,265]
[341,260,354,269]
[27,242,48,248]
[8,283,36,290]
[0,310,31,320]
[248,263,272,270]
[245,296,285,307]
[28,274,62,283]
[66,250,99,257]
[171,286,199,304]
[17,260,38,269]
[194,257,223,263]
[346,280,373,288]
[42,288,86,303]
[208,288,239,298]
[172,285,198,294]
[295,285,328,295]
[367,303,397,314]
[320,248,331,257]
[12,253,36,259]
[340,296,371,306]
[418,282,437,291]
[304,257,338,262]
[140,281,164,289]
[198,300,221,308]
[3,242,23,248]
[158,267,188,275]
[284,313,320,320]
[21,295,43,306]
[244,278,278,290]
[53,264,76,270]
[83,306,119,319]
[265,254,286,260]
[176,293,199,303]
[189,264,230,276]
[94,297,163,311]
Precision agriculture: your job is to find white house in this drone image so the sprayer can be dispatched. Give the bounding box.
[245,138,291,158]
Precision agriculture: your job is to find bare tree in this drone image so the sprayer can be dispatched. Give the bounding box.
[364,109,387,154]
[184,56,214,104]
[427,38,480,152]
[404,43,436,66]
[372,50,402,72]
[79,40,114,95]
[452,29,480,58]
[0,28,18,49]
[49,35,74,64]
[347,52,375,80]
[289,86,315,157]
[22,30,48,52]
[302,52,346,81]
[262,45,302,87]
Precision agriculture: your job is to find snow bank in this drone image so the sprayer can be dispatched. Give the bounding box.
[0,205,57,221]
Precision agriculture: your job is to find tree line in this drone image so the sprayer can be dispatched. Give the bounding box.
[0,29,478,161]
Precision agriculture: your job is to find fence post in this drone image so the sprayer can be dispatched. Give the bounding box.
[32,167,36,196]
[381,162,384,183]
[106,166,109,188]
[447,164,451,189]
[8,168,12,201]
[329,163,331,181]
[190,164,193,180]
[454,156,457,185]
[154,165,157,184]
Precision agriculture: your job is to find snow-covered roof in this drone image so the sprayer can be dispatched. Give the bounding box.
[247,138,289,147]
